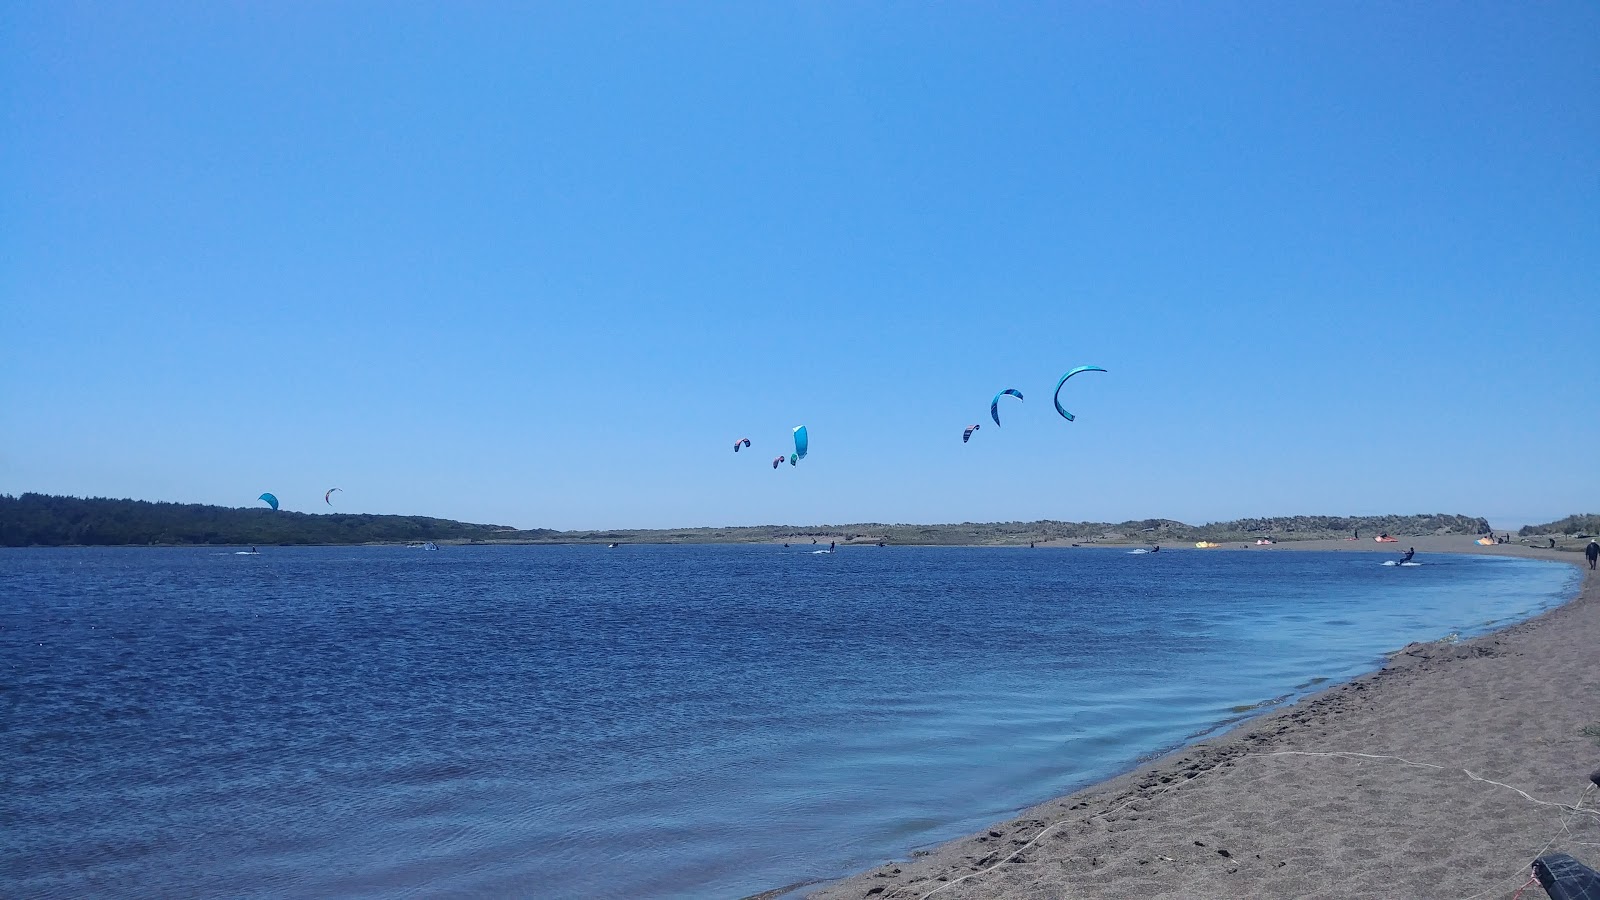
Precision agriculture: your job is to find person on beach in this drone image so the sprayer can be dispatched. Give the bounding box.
[1587,539,1598,570]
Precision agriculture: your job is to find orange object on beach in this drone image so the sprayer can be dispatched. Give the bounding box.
[1375,535,1399,543]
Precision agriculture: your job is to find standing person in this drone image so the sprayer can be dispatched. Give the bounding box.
[1550,537,1557,549]
[1586,539,1599,570]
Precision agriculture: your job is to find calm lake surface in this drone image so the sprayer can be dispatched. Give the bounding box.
[0,545,1579,898]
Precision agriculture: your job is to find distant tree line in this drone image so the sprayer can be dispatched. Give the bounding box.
[0,493,529,547]
[0,494,1498,547]
[495,512,1492,546]
[1519,514,1600,537]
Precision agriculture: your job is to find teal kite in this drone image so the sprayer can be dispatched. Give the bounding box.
[792,425,808,460]
[1053,366,1107,421]
[990,389,1023,427]
[258,493,279,510]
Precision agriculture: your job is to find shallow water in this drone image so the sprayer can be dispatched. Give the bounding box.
[0,546,1578,898]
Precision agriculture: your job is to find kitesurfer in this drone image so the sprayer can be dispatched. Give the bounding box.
[829,541,836,553]
[1586,540,1598,570]
[1152,545,1160,553]
[1402,547,1415,563]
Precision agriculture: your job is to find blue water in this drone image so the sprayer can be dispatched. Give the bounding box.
[0,546,1578,898]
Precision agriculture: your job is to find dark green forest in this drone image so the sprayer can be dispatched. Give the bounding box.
[0,494,530,547]
[1,493,1499,547]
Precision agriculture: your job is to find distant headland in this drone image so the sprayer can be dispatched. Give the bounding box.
[4,492,1593,549]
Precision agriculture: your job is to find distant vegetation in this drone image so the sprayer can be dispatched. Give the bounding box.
[0,495,1492,548]
[0,494,530,547]
[1519,514,1599,537]
[518,513,1490,546]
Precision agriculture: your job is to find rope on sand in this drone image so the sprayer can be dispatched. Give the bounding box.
[888,772,1192,900]
[1457,782,1594,900]
[1257,751,1600,824]
[882,752,1596,900]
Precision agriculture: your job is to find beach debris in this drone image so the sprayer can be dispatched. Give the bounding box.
[258,492,279,510]
[324,487,342,506]
[1053,365,1107,421]
[990,388,1023,427]
[962,424,981,443]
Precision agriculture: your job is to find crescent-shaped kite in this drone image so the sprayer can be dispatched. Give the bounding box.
[1053,366,1107,421]
[990,389,1023,427]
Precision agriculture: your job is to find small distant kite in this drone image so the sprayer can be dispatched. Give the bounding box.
[772,456,785,469]
[733,438,751,452]
[990,389,1023,427]
[963,424,981,443]
[792,425,808,460]
[325,488,342,506]
[258,493,279,511]
[1053,366,1107,421]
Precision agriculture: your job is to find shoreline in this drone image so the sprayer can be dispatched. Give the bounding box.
[805,541,1597,900]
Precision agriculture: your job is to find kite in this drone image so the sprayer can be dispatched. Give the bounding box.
[792,425,808,460]
[733,438,751,452]
[325,488,342,506]
[1053,366,1107,421]
[258,493,279,511]
[772,456,784,469]
[990,389,1023,427]
[963,424,981,443]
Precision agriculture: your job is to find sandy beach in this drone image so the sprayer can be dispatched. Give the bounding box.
[810,537,1599,900]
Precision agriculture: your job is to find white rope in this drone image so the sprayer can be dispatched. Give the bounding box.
[1455,782,1596,900]
[1257,751,1600,823]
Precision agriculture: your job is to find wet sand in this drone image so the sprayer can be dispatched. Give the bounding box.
[810,537,1599,899]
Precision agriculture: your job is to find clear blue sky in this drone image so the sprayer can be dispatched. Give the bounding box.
[4,2,1596,530]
